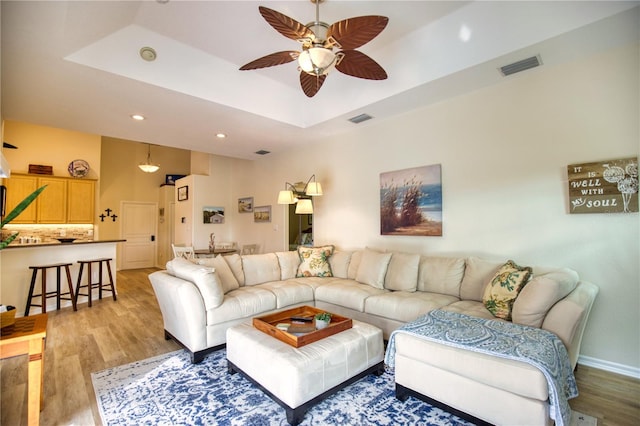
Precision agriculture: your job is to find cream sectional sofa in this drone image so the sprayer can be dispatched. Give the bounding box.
[149,247,598,424]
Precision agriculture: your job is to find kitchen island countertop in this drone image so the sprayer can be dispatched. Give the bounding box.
[4,239,126,249]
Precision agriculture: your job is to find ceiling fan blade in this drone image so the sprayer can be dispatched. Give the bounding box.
[300,72,327,98]
[327,16,388,50]
[336,50,387,80]
[239,51,299,71]
[259,6,315,42]
[3,142,17,149]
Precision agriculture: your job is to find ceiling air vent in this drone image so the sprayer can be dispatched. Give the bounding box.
[348,113,373,124]
[499,55,542,76]
[255,150,270,155]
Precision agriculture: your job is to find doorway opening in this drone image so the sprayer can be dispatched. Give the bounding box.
[287,204,313,251]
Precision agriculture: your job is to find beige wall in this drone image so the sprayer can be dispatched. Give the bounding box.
[99,137,191,241]
[2,120,101,179]
[228,42,640,372]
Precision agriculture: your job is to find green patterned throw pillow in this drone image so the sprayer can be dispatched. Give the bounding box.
[482,260,533,320]
[296,245,334,277]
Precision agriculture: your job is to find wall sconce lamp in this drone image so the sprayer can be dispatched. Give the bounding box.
[277,174,323,214]
[138,143,160,173]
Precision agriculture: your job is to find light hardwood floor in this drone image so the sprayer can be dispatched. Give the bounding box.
[1,268,639,425]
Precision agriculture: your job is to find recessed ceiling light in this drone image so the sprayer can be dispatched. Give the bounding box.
[139,46,157,62]
[131,114,145,121]
[215,133,227,139]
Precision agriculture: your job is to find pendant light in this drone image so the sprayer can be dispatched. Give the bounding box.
[139,143,160,173]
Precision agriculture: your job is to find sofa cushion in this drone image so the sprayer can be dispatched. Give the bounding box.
[417,256,465,297]
[329,250,352,279]
[459,257,503,301]
[207,286,277,324]
[512,268,579,328]
[168,258,224,310]
[365,291,458,322]
[440,300,498,320]
[482,260,533,320]
[224,253,245,286]
[243,253,281,286]
[296,245,334,277]
[384,252,420,292]
[196,255,240,293]
[347,250,363,279]
[356,249,392,289]
[314,279,387,312]
[276,251,300,280]
[259,280,315,309]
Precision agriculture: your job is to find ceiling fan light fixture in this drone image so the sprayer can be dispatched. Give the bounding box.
[298,47,338,75]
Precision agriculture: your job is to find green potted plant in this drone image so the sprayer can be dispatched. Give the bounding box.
[1,185,47,249]
[1,185,47,328]
[314,312,332,329]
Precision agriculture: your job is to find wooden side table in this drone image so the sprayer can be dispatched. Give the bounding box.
[0,314,48,426]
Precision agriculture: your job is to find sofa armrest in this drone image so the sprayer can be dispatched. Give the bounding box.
[541,281,598,369]
[149,270,208,352]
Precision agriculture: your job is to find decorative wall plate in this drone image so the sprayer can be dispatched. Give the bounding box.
[68,159,90,178]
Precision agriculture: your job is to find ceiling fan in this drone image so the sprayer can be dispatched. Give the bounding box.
[239,0,388,97]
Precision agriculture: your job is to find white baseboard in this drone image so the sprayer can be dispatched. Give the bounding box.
[578,355,640,379]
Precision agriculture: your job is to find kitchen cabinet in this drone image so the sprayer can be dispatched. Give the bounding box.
[67,179,95,223]
[36,176,67,223]
[3,174,38,223]
[4,174,95,224]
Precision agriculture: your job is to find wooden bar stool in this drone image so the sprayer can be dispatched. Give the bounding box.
[74,258,117,307]
[24,263,77,316]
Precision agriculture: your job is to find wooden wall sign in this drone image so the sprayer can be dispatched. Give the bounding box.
[567,157,638,214]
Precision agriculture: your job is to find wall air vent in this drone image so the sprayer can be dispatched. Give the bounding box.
[499,55,542,76]
[255,150,270,155]
[348,113,373,124]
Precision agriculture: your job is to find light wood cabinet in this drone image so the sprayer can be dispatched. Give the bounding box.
[4,174,95,224]
[67,179,95,223]
[4,174,38,223]
[36,176,67,223]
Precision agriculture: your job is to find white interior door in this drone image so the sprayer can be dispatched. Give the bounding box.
[121,201,157,270]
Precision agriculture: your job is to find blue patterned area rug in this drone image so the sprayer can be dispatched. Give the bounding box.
[92,349,474,425]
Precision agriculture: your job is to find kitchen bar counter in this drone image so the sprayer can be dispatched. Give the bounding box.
[4,239,125,249]
[0,240,123,315]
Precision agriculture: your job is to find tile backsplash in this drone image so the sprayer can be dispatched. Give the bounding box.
[3,224,94,245]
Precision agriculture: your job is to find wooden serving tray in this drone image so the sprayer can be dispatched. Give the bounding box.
[253,306,352,348]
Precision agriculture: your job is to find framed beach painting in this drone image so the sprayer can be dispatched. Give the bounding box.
[380,164,442,236]
[238,197,253,213]
[254,205,271,222]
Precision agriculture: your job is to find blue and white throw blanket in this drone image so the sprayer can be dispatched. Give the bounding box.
[385,310,578,426]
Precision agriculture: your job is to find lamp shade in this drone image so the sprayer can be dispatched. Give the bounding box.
[298,47,337,76]
[138,163,160,173]
[305,182,323,196]
[277,190,296,204]
[295,199,313,214]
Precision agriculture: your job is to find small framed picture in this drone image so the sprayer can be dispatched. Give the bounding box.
[166,174,186,185]
[238,197,254,213]
[203,206,225,224]
[177,186,188,201]
[254,205,271,222]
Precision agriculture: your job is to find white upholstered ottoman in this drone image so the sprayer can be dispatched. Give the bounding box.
[226,320,384,425]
